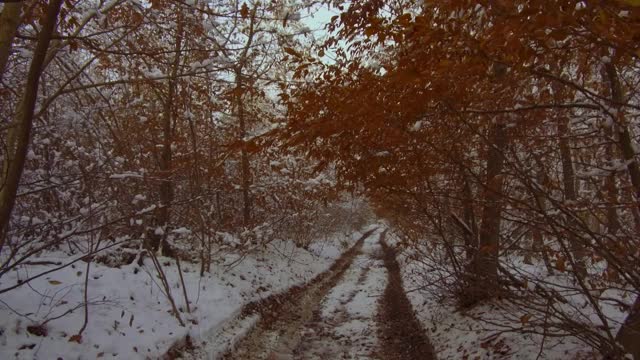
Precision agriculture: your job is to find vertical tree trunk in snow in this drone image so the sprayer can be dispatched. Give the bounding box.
[605,63,640,212]
[461,168,478,260]
[466,121,506,303]
[0,0,63,254]
[151,12,183,255]
[557,117,587,277]
[616,297,640,359]
[233,6,257,228]
[599,63,621,235]
[531,162,554,274]
[235,69,252,227]
[604,61,640,360]
[605,150,621,235]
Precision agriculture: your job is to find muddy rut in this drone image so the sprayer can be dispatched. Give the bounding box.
[378,231,436,360]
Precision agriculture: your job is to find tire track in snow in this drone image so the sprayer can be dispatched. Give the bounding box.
[292,237,387,359]
[377,230,436,360]
[219,228,381,360]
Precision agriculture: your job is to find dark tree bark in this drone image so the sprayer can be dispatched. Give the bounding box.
[557,117,587,277]
[0,1,23,82]
[236,68,252,227]
[148,12,184,255]
[0,0,64,254]
[605,61,640,360]
[531,160,554,275]
[465,121,506,304]
[233,5,258,227]
[461,167,478,260]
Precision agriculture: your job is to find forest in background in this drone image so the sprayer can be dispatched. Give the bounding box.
[1,0,640,358]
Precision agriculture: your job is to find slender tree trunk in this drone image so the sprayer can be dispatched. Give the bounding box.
[235,69,252,227]
[187,109,200,194]
[605,63,640,212]
[241,141,251,226]
[466,121,506,304]
[615,296,640,359]
[176,256,190,313]
[152,13,184,255]
[0,1,23,82]
[233,5,257,228]
[605,61,640,360]
[216,191,222,222]
[461,167,478,260]
[557,117,588,277]
[0,0,64,254]
[531,163,554,274]
[605,160,620,234]
[599,63,622,235]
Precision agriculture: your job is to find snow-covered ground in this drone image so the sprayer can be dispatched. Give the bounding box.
[294,232,387,358]
[0,230,366,360]
[386,227,600,360]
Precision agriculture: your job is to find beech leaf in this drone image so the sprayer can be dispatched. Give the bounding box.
[68,334,82,343]
[283,47,300,57]
[240,3,249,19]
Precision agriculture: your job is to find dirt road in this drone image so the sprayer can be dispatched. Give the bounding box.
[215,228,435,360]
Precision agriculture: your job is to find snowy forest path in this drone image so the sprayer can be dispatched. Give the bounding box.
[288,230,387,359]
[215,228,435,360]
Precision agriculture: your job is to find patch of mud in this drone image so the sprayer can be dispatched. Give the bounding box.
[377,230,436,360]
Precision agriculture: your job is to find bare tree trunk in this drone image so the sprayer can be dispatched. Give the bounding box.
[234,5,257,228]
[531,163,554,274]
[615,296,640,359]
[176,256,190,313]
[605,61,640,360]
[605,63,640,211]
[605,162,620,234]
[235,69,252,227]
[0,1,23,82]
[187,106,201,195]
[0,0,64,254]
[465,122,506,304]
[149,250,185,326]
[216,191,222,222]
[557,117,587,277]
[599,63,622,235]
[151,12,184,255]
[461,167,478,260]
